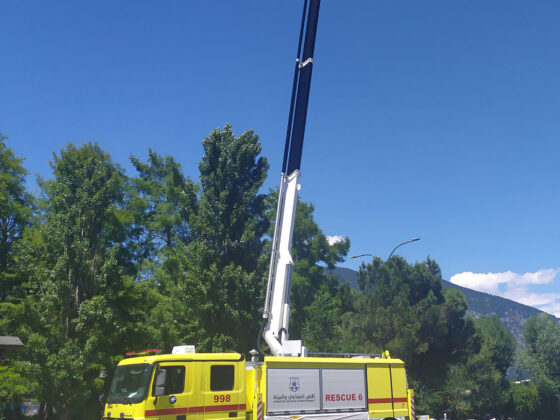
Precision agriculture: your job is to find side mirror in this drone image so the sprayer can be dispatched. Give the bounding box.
[154,368,167,396]
[98,393,105,404]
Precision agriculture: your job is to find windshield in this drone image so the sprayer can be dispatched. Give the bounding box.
[107,363,152,404]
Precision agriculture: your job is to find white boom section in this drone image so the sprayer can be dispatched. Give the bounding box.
[262,170,307,357]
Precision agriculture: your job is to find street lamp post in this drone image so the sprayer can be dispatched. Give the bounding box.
[350,253,375,259]
[388,237,420,259]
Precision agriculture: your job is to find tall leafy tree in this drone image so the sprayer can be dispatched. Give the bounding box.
[12,143,134,419]
[444,316,515,420]
[190,124,269,271]
[170,124,270,353]
[520,313,560,418]
[0,134,33,300]
[0,134,35,419]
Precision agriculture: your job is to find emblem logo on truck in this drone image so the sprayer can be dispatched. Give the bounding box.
[289,377,300,392]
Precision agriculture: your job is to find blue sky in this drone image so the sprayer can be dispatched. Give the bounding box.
[2,1,559,315]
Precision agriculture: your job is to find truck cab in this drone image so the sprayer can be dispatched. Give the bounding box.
[102,348,246,420]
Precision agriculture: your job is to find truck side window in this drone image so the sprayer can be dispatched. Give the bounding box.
[210,365,234,391]
[153,366,185,395]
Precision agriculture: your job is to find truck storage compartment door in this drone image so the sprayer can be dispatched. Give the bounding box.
[322,369,367,413]
[266,368,321,415]
[367,363,394,419]
[390,364,409,418]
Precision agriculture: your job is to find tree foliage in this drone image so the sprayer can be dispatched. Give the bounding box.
[170,124,270,353]
[353,256,479,388]
[6,143,134,419]
[443,316,515,420]
[266,193,350,344]
[520,313,560,418]
[0,134,33,301]
[0,136,36,416]
[475,315,516,376]
[129,149,196,262]
[507,382,541,420]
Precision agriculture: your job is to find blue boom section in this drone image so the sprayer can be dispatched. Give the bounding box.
[282,0,321,175]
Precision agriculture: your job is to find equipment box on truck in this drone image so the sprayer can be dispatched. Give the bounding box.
[247,355,411,420]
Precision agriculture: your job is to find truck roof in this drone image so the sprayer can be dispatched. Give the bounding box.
[117,353,404,366]
[118,352,244,365]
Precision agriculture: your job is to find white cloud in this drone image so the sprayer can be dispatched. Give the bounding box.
[450,271,513,294]
[518,268,559,285]
[450,268,560,316]
[537,301,560,318]
[326,235,345,245]
[501,286,560,307]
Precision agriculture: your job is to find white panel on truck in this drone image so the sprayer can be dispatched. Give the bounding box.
[267,368,321,414]
[322,369,367,411]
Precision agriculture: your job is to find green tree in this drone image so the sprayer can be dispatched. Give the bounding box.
[475,315,515,376]
[0,134,33,300]
[521,313,560,418]
[0,364,30,418]
[300,288,342,352]
[445,357,503,420]
[0,135,35,418]
[104,150,199,354]
[11,143,135,419]
[353,256,479,388]
[444,316,515,420]
[167,125,270,353]
[189,125,269,272]
[506,382,540,420]
[129,149,196,263]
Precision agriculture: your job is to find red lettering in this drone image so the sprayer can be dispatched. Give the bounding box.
[325,393,362,403]
[213,394,231,404]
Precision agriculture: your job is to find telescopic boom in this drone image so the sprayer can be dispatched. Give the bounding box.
[261,0,321,357]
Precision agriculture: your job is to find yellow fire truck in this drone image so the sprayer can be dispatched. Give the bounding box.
[103,1,415,419]
[102,347,413,420]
